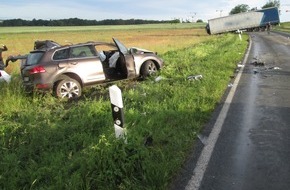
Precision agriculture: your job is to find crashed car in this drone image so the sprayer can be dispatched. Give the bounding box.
[7,38,164,99]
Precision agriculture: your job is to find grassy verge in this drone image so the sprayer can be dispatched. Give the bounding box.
[274,21,290,33]
[0,33,248,189]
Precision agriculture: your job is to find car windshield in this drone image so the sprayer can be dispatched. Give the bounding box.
[26,52,44,66]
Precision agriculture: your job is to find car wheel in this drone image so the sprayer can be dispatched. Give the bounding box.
[141,60,157,78]
[54,78,82,99]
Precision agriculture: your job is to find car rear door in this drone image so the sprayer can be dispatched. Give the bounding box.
[113,38,136,79]
[68,45,106,83]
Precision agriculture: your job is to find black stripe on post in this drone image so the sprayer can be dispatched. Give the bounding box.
[111,104,124,128]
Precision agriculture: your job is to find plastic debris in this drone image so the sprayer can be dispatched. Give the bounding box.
[251,61,265,67]
[228,83,234,87]
[197,134,208,145]
[0,70,11,83]
[268,66,281,70]
[237,64,244,68]
[155,76,163,82]
[144,136,153,146]
[187,74,203,81]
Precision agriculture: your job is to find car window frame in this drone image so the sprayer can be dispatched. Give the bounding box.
[69,45,97,59]
[52,47,70,61]
[25,51,45,66]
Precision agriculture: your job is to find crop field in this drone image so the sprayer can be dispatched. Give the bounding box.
[0,23,248,189]
[0,23,208,71]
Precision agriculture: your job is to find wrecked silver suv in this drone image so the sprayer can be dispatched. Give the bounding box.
[7,38,164,99]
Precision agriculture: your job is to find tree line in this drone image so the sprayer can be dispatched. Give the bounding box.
[0,18,180,27]
[229,0,280,15]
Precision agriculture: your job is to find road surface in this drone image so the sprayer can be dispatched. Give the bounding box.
[172,31,290,190]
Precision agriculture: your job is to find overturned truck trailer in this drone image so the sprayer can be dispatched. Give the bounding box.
[206,7,280,35]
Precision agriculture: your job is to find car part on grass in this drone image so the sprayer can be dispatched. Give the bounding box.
[155,74,204,83]
[0,70,11,83]
[187,74,203,81]
[154,76,164,82]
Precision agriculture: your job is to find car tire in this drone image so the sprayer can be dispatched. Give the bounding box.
[140,60,157,79]
[54,77,82,99]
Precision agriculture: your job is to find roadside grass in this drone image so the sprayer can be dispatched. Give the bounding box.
[0,26,248,189]
[274,21,290,33]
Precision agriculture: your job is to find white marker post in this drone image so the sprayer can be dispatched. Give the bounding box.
[109,85,126,141]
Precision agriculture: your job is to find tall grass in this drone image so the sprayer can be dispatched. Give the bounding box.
[0,30,248,189]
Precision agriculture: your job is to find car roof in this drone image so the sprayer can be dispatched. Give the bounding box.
[31,40,116,53]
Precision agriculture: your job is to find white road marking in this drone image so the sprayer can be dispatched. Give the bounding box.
[185,37,253,190]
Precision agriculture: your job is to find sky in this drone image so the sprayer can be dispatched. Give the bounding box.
[1,0,290,22]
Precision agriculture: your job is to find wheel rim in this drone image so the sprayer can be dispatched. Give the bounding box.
[148,62,157,74]
[60,81,80,98]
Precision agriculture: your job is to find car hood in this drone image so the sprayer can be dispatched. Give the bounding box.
[130,47,156,54]
[112,38,156,55]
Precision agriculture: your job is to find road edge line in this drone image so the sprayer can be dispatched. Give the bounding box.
[185,36,252,190]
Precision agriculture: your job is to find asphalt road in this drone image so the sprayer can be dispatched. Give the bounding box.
[171,31,290,190]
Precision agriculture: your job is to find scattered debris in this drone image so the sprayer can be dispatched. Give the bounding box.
[268,66,281,70]
[144,135,153,147]
[251,56,266,67]
[237,64,244,68]
[187,74,203,81]
[251,65,282,76]
[197,134,208,145]
[251,60,265,67]
[228,83,234,87]
[154,76,164,82]
[0,70,11,83]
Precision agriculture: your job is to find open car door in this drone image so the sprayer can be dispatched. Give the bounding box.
[112,38,136,79]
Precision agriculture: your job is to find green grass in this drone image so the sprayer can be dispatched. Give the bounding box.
[274,22,290,33]
[0,32,248,189]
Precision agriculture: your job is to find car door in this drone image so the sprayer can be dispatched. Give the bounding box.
[113,38,136,79]
[68,45,106,83]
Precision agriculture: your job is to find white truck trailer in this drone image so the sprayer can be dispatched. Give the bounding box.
[206,7,280,35]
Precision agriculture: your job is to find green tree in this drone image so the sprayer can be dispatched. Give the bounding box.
[196,19,204,23]
[229,4,250,15]
[262,0,280,8]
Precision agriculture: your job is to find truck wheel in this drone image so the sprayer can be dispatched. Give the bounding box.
[140,60,157,79]
[54,77,82,99]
